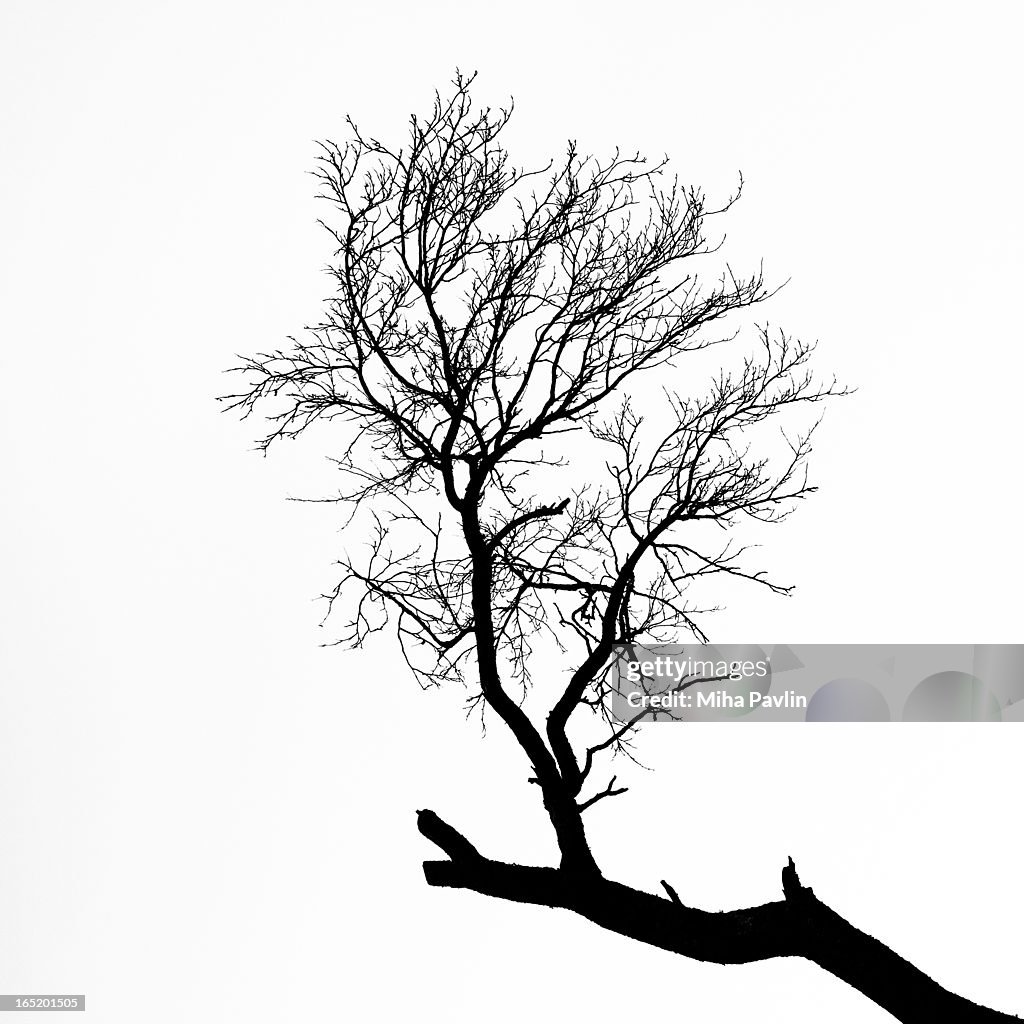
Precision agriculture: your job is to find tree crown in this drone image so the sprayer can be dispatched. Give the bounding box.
[225,71,843,802]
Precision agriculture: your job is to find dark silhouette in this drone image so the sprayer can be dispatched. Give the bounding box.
[224,72,1018,1023]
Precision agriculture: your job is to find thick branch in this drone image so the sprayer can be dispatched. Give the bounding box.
[419,811,1020,1024]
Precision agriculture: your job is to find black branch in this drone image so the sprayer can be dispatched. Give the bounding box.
[419,811,1020,1024]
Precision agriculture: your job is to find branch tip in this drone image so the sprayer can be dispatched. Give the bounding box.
[661,879,683,906]
[417,809,483,862]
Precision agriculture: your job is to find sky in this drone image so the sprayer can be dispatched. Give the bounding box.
[2,3,1023,1022]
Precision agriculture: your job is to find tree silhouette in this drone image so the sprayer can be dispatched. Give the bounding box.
[224,73,1018,1023]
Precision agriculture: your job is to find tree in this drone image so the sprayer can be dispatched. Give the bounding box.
[224,72,1017,1023]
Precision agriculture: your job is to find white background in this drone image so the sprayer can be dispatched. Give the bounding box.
[2,2,1023,1021]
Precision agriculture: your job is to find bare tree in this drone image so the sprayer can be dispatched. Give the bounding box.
[224,73,1017,1023]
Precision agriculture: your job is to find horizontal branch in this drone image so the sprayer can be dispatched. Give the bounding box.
[418,810,1020,1024]
[489,497,571,550]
